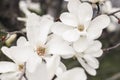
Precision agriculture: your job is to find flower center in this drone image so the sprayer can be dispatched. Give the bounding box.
[78,25,84,32]
[19,64,24,71]
[36,46,46,56]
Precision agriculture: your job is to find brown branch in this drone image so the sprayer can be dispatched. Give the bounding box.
[106,72,120,80]
[103,42,120,52]
[19,62,28,80]
[108,10,120,15]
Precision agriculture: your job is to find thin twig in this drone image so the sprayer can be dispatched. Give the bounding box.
[106,73,120,80]
[103,42,120,51]
[108,10,120,15]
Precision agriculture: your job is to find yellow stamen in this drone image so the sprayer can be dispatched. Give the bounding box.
[78,25,84,31]
[36,46,46,56]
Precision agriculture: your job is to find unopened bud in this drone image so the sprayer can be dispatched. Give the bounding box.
[5,34,17,46]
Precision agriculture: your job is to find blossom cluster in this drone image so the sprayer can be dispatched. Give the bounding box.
[0,0,120,80]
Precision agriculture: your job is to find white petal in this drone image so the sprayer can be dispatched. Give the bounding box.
[26,13,53,46]
[77,57,96,76]
[10,46,36,64]
[89,15,110,29]
[46,55,60,80]
[46,36,75,56]
[83,55,99,69]
[26,13,41,47]
[0,62,18,73]
[63,29,80,42]
[26,54,42,73]
[26,62,49,80]
[0,72,23,80]
[87,15,110,39]
[85,40,102,53]
[61,54,75,59]
[60,12,79,26]
[87,29,103,40]
[67,0,81,15]
[37,15,54,45]
[51,22,73,36]
[78,3,93,24]
[56,67,87,80]
[73,37,92,52]
[56,62,67,77]
[17,37,28,46]
[91,50,103,57]
[1,47,12,59]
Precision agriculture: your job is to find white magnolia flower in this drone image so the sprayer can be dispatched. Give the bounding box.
[26,13,75,58]
[1,37,42,73]
[101,0,120,32]
[74,39,103,76]
[51,0,110,42]
[26,13,53,56]
[0,46,62,80]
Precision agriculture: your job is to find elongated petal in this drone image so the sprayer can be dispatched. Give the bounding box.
[26,62,49,80]
[10,46,38,65]
[51,22,73,36]
[56,62,67,77]
[26,54,42,73]
[87,15,110,39]
[46,36,75,56]
[37,15,54,45]
[73,37,92,52]
[77,57,96,76]
[0,62,18,73]
[56,67,87,80]
[89,15,110,29]
[26,13,41,47]
[0,72,24,80]
[87,29,103,40]
[90,50,103,57]
[60,12,79,26]
[63,29,80,42]
[78,3,93,24]
[83,55,99,69]
[1,47,12,59]
[46,55,60,80]
[68,0,81,15]
[26,13,53,46]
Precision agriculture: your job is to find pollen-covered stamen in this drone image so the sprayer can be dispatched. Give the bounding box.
[78,25,85,32]
[19,64,24,71]
[36,46,46,56]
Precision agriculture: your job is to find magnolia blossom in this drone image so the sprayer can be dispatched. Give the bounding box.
[1,43,63,80]
[1,37,42,73]
[74,39,103,75]
[47,36,103,76]
[101,0,120,32]
[51,0,110,42]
